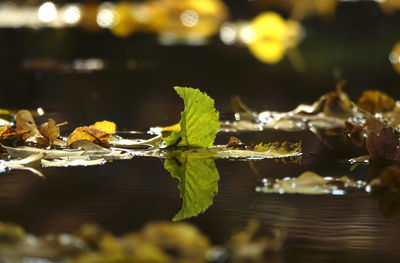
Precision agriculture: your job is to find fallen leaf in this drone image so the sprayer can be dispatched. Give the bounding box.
[257,171,365,195]
[323,80,353,118]
[3,145,131,161]
[225,84,352,133]
[345,121,364,147]
[89,120,116,134]
[0,152,44,177]
[0,125,17,139]
[67,126,112,148]
[357,90,395,114]
[163,141,301,160]
[41,156,106,168]
[164,87,220,148]
[15,110,39,140]
[39,118,60,143]
[366,127,400,161]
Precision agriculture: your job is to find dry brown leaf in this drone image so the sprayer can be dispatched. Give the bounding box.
[39,118,60,143]
[16,110,39,140]
[0,125,17,139]
[323,80,353,118]
[226,136,246,149]
[345,121,364,147]
[357,90,395,114]
[366,127,400,161]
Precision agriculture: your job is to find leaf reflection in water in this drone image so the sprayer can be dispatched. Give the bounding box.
[164,156,219,221]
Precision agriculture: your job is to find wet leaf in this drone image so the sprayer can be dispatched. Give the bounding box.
[109,135,163,148]
[67,127,110,147]
[165,87,220,148]
[345,121,365,147]
[225,85,352,133]
[163,141,301,160]
[67,121,116,148]
[41,156,106,168]
[150,123,180,139]
[257,171,365,195]
[3,145,131,162]
[357,90,395,114]
[366,127,400,161]
[0,152,44,177]
[164,156,219,221]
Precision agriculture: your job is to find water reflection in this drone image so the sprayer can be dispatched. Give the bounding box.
[165,156,219,221]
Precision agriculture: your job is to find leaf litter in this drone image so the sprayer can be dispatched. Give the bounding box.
[0,86,301,177]
[2,85,400,219]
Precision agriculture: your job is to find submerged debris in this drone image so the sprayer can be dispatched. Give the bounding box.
[0,220,283,263]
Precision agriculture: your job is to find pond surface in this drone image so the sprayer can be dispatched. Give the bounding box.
[1,129,399,262]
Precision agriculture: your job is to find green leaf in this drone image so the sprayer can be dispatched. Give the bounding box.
[164,156,219,221]
[165,87,220,148]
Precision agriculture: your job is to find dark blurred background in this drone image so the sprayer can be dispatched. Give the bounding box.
[0,0,400,131]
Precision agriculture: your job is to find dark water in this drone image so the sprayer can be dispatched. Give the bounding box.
[1,130,400,262]
[1,1,400,262]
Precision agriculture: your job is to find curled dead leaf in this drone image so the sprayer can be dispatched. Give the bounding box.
[345,121,364,147]
[39,119,60,143]
[16,110,39,140]
[323,81,353,118]
[357,90,395,114]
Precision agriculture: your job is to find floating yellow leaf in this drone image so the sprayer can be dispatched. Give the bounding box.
[67,128,111,148]
[67,121,116,148]
[89,121,117,134]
